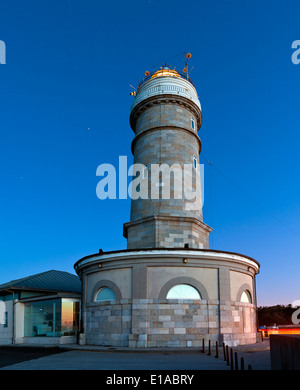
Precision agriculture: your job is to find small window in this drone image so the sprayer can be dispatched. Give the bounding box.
[142,165,148,179]
[191,117,195,130]
[95,287,116,302]
[193,156,197,169]
[4,312,8,328]
[166,284,201,300]
[241,290,252,303]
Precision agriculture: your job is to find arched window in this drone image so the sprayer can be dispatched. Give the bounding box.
[166,284,201,300]
[95,287,116,302]
[241,290,252,303]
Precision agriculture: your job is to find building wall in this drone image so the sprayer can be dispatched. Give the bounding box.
[148,266,218,299]
[130,123,202,222]
[87,268,132,301]
[126,101,207,250]
[134,104,199,137]
[85,298,256,348]
[86,300,131,347]
[125,217,211,250]
[0,299,13,345]
[130,299,220,348]
[230,270,253,301]
[0,295,81,346]
[81,253,259,347]
[15,301,24,343]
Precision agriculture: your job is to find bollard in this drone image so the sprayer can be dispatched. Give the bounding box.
[215,341,219,358]
[202,338,205,353]
[234,351,238,370]
[230,348,234,370]
[226,345,230,366]
[208,340,211,356]
[241,356,245,370]
[223,343,226,361]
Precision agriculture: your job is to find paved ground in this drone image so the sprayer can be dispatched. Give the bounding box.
[0,340,271,371]
[227,340,271,370]
[0,346,64,369]
[0,349,231,371]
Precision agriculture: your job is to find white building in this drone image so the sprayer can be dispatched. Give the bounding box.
[0,270,81,345]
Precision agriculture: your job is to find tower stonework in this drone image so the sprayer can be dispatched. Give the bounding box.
[123,68,212,249]
[75,64,260,349]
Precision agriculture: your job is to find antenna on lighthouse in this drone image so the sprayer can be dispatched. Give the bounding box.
[183,52,192,79]
[129,84,136,96]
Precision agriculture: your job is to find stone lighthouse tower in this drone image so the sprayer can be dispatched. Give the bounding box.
[123,65,213,250]
[74,58,260,348]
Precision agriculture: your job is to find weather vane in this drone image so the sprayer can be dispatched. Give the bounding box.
[183,52,192,79]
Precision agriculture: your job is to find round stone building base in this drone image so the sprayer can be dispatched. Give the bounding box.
[74,249,260,348]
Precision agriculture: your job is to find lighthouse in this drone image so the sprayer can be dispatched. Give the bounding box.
[124,64,213,250]
[74,57,260,348]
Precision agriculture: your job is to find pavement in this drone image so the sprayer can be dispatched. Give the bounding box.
[0,339,271,371]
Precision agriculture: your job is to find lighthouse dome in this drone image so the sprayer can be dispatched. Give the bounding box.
[131,68,201,113]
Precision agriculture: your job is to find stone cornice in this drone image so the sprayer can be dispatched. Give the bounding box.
[123,214,213,239]
[129,94,203,132]
[74,247,260,275]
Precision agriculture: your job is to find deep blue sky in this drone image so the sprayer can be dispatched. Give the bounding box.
[0,0,299,306]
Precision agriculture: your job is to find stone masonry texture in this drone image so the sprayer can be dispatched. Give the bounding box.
[125,100,211,249]
[85,299,257,348]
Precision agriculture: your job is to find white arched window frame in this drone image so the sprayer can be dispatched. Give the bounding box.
[166,284,201,300]
[95,287,116,302]
[241,290,252,303]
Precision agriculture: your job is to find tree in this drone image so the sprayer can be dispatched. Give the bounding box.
[257,305,296,327]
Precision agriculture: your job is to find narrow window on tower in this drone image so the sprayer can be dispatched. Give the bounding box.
[191,117,195,130]
[143,165,148,179]
[193,156,197,169]
[4,312,8,327]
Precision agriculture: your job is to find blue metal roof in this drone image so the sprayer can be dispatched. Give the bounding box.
[0,270,81,293]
